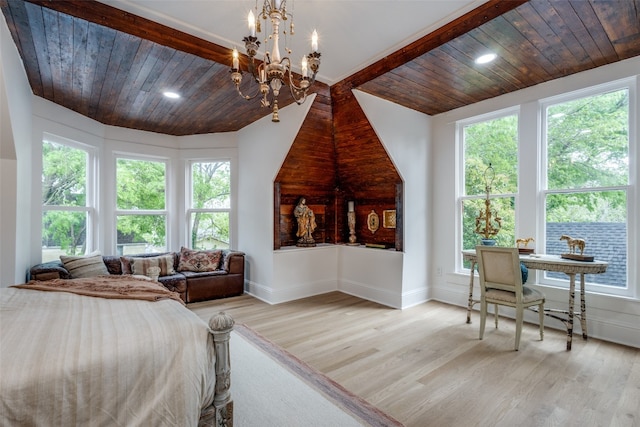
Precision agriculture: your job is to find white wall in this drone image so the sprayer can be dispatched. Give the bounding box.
[0,15,34,286]
[339,245,404,307]
[430,56,640,348]
[237,91,431,309]
[353,90,431,308]
[237,96,317,302]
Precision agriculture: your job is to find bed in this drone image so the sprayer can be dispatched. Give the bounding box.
[0,275,233,426]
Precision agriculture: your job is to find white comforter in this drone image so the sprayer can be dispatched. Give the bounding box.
[0,287,216,426]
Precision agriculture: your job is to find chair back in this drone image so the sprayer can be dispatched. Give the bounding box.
[476,246,523,302]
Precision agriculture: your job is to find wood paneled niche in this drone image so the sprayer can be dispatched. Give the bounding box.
[273,88,403,251]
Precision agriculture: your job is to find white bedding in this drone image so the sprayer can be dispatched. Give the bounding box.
[0,286,216,426]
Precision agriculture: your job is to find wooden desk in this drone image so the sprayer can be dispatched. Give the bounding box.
[462,250,608,350]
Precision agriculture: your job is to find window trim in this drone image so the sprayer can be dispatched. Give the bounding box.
[41,134,97,258]
[539,79,635,297]
[456,78,637,299]
[185,159,232,250]
[114,154,169,254]
[456,107,520,253]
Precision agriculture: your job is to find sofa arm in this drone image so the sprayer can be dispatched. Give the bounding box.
[29,261,72,281]
[222,250,245,274]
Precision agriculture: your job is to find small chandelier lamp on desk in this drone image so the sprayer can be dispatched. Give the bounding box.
[474,163,502,245]
[230,0,321,122]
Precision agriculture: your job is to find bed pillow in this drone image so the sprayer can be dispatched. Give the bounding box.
[177,247,222,272]
[130,254,176,277]
[60,252,109,278]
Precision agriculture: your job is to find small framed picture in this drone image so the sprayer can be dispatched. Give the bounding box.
[367,210,380,234]
[383,210,396,228]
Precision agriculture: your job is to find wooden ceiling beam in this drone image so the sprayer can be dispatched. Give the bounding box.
[332,0,529,93]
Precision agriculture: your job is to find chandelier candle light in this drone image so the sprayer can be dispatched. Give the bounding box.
[230,0,321,122]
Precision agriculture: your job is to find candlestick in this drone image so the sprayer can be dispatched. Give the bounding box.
[232,48,239,70]
[248,10,256,37]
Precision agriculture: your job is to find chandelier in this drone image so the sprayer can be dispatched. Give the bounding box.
[230,0,321,122]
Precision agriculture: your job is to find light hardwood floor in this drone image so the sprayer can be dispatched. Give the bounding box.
[189,292,640,427]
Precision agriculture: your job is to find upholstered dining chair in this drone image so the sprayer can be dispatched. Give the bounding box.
[476,246,545,351]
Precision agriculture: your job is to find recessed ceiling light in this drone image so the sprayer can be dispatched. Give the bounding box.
[475,53,497,64]
[163,91,180,99]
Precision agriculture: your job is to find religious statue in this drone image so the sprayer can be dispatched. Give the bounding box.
[294,197,317,247]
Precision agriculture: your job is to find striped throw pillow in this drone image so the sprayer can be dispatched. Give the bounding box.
[130,255,176,277]
[60,252,109,278]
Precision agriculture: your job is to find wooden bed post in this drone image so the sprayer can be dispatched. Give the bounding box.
[200,311,234,427]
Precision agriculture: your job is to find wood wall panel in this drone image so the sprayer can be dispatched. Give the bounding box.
[331,82,403,249]
[274,79,403,250]
[274,83,338,248]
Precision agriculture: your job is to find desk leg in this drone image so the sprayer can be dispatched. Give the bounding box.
[466,260,476,324]
[567,273,576,351]
[580,273,588,340]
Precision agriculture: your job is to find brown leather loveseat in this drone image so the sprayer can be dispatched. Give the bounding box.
[29,249,245,303]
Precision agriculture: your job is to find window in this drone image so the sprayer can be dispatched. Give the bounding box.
[187,161,231,250]
[41,138,94,261]
[457,79,634,297]
[542,86,630,293]
[116,157,167,254]
[459,112,519,267]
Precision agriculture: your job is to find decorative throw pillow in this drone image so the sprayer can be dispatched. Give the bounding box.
[177,247,222,272]
[120,257,134,275]
[60,251,109,278]
[130,254,176,277]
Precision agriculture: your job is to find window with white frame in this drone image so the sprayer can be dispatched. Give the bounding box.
[542,84,630,293]
[115,157,168,254]
[457,79,635,297]
[186,161,231,250]
[459,111,519,268]
[42,138,95,262]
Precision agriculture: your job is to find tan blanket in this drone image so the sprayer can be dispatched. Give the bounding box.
[12,275,184,304]
[0,287,215,426]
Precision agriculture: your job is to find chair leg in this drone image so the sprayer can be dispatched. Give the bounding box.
[479,301,487,340]
[538,302,545,341]
[494,304,499,328]
[514,306,524,351]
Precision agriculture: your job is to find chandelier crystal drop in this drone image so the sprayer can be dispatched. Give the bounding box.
[230,0,321,122]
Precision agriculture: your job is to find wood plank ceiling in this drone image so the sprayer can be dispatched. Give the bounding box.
[2,0,639,136]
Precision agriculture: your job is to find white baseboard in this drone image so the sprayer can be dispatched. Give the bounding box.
[338,279,402,309]
[245,279,337,305]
